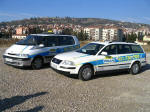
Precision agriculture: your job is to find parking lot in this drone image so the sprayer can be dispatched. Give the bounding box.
[0,47,150,112]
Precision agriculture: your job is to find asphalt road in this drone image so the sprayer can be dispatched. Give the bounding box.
[0,48,150,112]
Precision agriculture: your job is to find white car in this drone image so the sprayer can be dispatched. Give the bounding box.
[51,41,147,81]
[3,34,80,69]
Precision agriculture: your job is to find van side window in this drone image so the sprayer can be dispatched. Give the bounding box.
[45,36,58,47]
[118,44,132,54]
[131,45,144,53]
[59,36,75,46]
[101,45,117,55]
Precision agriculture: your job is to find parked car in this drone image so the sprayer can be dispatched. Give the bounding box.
[51,41,146,81]
[3,34,80,69]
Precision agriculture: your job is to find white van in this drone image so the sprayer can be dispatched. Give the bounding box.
[51,42,146,81]
[3,34,80,69]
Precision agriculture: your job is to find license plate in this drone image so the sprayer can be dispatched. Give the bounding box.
[5,58,13,62]
[51,63,57,69]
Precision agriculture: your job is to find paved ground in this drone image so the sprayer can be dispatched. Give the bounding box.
[0,48,150,112]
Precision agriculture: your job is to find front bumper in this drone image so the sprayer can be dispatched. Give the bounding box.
[51,61,79,74]
[3,55,32,67]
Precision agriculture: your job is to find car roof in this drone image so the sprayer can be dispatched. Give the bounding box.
[91,41,138,46]
[30,34,74,37]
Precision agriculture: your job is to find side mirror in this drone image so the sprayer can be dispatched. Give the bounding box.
[101,51,108,56]
[39,44,44,48]
[82,49,86,53]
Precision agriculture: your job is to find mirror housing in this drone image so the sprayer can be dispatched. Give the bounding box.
[81,49,86,53]
[101,51,108,56]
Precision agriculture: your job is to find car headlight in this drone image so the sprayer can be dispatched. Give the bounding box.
[62,60,75,66]
[16,54,29,58]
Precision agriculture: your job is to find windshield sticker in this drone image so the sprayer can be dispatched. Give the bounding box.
[50,49,56,52]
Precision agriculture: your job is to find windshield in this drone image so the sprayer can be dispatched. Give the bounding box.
[76,43,104,55]
[16,35,44,45]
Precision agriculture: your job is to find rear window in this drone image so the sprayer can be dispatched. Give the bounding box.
[59,36,75,46]
[131,45,144,53]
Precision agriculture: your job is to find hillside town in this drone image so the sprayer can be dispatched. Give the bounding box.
[0,22,150,45]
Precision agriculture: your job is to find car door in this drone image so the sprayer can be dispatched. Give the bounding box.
[45,36,59,56]
[58,36,76,53]
[116,44,132,69]
[96,44,119,71]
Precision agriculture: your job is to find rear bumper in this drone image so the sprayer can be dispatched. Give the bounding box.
[3,55,32,67]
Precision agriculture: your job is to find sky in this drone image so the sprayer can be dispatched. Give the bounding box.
[0,0,150,24]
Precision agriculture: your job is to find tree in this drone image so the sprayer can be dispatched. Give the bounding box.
[76,30,88,41]
[28,27,43,34]
[137,32,143,41]
[62,28,73,35]
[62,28,88,41]
[126,32,137,42]
[0,33,2,38]
[122,34,126,42]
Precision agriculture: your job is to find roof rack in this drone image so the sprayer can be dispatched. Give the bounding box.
[107,41,122,43]
[126,42,137,44]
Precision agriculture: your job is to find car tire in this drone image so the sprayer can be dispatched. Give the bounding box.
[31,57,43,70]
[78,65,93,81]
[130,62,140,75]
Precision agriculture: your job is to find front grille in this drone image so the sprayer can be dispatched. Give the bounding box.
[3,55,30,61]
[52,58,62,64]
[8,53,17,56]
[6,61,18,65]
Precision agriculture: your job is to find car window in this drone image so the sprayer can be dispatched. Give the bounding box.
[118,44,132,54]
[131,45,144,53]
[44,36,59,47]
[59,36,75,46]
[101,44,117,55]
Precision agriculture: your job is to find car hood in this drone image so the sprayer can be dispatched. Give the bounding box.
[5,44,33,54]
[55,51,92,61]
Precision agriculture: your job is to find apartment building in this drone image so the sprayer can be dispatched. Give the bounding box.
[102,27,123,41]
[84,27,91,39]
[84,26,102,41]
[84,26,123,41]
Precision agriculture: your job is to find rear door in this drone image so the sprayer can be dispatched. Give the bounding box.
[116,44,132,69]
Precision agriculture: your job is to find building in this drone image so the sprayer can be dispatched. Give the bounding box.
[84,26,103,41]
[53,29,62,34]
[84,26,123,41]
[90,28,102,41]
[16,27,27,35]
[12,27,27,39]
[143,35,150,41]
[12,34,27,39]
[102,27,123,42]
[84,27,91,39]
[135,27,150,36]
[135,35,150,45]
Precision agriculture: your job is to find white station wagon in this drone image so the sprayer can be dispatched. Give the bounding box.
[51,41,146,81]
